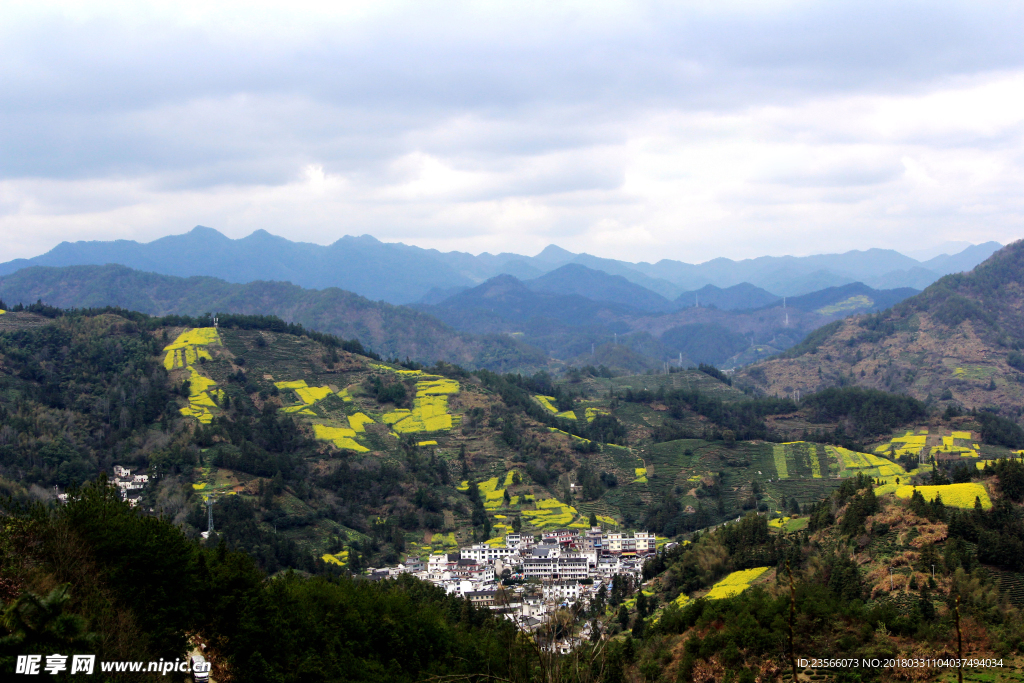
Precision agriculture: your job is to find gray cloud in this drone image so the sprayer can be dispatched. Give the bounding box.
[1,1,1024,261]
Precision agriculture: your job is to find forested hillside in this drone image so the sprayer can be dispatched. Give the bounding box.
[0,265,546,371]
[739,239,1024,415]
[3,303,1024,681]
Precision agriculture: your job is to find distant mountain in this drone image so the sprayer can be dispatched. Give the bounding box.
[418,274,640,331]
[659,322,752,366]
[0,227,474,305]
[525,264,673,312]
[737,240,1024,412]
[675,283,780,311]
[780,282,919,314]
[0,226,1000,306]
[0,265,547,371]
[922,241,1005,274]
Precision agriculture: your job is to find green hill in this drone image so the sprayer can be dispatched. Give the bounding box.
[0,264,547,371]
[737,238,1024,415]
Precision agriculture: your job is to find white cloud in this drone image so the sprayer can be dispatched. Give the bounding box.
[1,1,1024,263]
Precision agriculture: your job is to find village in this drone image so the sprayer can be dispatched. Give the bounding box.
[60,465,660,650]
[363,528,660,648]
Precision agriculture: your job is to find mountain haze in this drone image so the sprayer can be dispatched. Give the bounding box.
[0,226,999,304]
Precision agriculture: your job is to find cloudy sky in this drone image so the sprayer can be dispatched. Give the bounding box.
[2,1,1023,263]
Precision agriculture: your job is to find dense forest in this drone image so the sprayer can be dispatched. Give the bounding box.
[0,481,533,682]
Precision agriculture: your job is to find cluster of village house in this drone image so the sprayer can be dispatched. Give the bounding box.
[109,465,148,506]
[365,528,659,642]
[54,465,149,506]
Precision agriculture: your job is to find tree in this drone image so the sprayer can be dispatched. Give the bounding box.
[0,585,97,658]
[589,512,598,528]
[503,488,512,505]
[631,613,646,639]
[635,590,648,618]
[617,605,629,631]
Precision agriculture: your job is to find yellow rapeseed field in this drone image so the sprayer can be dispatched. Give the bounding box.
[894,483,991,509]
[322,550,349,566]
[830,446,906,484]
[163,329,223,423]
[348,412,375,432]
[535,395,558,413]
[382,378,460,434]
[313,424,369,453]
[704,567,770,600]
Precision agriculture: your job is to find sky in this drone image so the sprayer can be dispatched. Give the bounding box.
[2,0,1023,264]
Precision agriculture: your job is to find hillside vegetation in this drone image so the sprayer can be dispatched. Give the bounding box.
[0,265,546,371]
[5,298,1024,679]
[740,239,1024,416]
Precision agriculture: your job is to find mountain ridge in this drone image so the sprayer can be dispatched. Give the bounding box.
[0,264,547,371]
[0,226,1000,304]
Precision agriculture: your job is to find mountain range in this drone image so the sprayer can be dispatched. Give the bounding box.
[0,265,546,371]
[0,226,1001,304]
[0,259,925,372]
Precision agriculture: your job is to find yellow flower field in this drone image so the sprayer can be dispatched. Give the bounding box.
[383,378,460,434]
[520,496,579,528]
[829,446,906,483]
[416,378,460,395]
[163,327,219,370]
[313,424,369,453]
[163,329,223,424]
[274,379,339,414]
[585,407,608,423]
[322,550,349,566]
[704,567,770,600]
[547,427,592,445]
[369,363,423,377]
[535,395,558,413]
[894,482,991,509]
[417,440,438,446]
[534,395,575,419]
[348,412,374,432]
